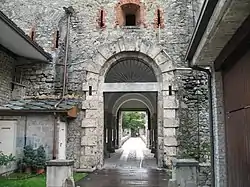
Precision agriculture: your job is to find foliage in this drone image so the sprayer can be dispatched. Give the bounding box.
[22,146,36,168]
[122,112,146,131]
[0,152,15,166]
[35,146,46,169]
[0,172,87,187]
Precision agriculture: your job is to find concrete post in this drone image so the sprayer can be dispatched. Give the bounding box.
[46,160,74,187]
[172,159,199,187]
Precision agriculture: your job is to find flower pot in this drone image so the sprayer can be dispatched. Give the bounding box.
[36,168,45,174]
[25,167,32,173]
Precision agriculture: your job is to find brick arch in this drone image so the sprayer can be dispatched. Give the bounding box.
[115,0,146,27]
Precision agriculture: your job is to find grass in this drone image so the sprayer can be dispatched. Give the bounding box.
[0,172,87,187]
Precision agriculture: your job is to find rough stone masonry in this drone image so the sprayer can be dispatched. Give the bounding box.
[0,0,210,179]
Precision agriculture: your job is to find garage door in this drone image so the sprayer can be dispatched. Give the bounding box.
[223,50,250,187]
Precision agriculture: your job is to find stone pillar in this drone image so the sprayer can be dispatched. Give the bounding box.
[171,159,199,187]
[163,94,179,166]
[147,129,150,148]
[151,114,157,154]
[46,160,74,187]
[118,111,123,148]
[112,115,117,150]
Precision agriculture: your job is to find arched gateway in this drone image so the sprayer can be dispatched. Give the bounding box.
[81,37,178,169]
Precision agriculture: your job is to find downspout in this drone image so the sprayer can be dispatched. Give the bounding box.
[52,6,74,159]
[24,115,28,147]
[187,61,215,187]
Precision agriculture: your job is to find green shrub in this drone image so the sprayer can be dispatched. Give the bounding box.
[0,151,15,166]
[35,146,46,169]
[23,145,36,168]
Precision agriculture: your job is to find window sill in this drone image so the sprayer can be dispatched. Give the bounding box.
[121,26,141,29]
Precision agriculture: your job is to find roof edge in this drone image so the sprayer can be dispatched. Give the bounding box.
[185,0,219,61]
[0,10,53,62]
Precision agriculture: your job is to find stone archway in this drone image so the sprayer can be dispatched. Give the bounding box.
[106,92,157,152]
[81,37,178,169]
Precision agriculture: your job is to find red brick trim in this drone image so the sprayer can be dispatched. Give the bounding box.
[115,0,147,27]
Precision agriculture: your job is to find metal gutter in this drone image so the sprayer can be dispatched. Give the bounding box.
[0,10,52,61]
[185,0,219,61]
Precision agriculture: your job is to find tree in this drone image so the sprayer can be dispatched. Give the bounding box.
[122,112,146,132]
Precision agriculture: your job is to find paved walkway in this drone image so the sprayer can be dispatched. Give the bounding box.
[76,138,170,187]
[104,137,157,169]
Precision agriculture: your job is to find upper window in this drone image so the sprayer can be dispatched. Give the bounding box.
[115,1,146,28]
[122,3,140,26]
[126,14,136,26]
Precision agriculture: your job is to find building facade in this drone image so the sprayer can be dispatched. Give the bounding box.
[0,0,210,175]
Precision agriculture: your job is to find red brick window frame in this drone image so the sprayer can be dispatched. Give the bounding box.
[115,0,146,27]
[97,8,106,29]
[154,8,164,29]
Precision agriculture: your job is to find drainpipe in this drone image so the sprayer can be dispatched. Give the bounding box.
[52,6,74,159]
[187,61,215,187]
[24,115,28,147]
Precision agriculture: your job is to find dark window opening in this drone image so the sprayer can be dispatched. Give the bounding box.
[55,31,60,48]
[125,14,136,26]
[157,9,161,27]
[89,86,92,95]
[100,10,105,28]
[169,85,172,95]
[31,31,35,41]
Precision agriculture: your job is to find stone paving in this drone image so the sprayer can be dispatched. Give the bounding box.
[76,138,170,187]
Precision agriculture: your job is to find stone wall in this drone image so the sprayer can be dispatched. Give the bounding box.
[0,50,15,104]
[176,70,210,163]
[199,163,212,187]
[66,112,82,168]
[17,63,56,98]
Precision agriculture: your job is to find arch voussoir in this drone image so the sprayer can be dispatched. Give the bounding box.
[147,44,162,60]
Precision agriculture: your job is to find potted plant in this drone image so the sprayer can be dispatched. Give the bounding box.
[35,145,46,174]
[23,145,35,173]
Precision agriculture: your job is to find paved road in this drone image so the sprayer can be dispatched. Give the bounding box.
[76,138,170,187]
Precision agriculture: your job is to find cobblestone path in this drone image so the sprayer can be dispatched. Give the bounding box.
[76,138,170,187]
